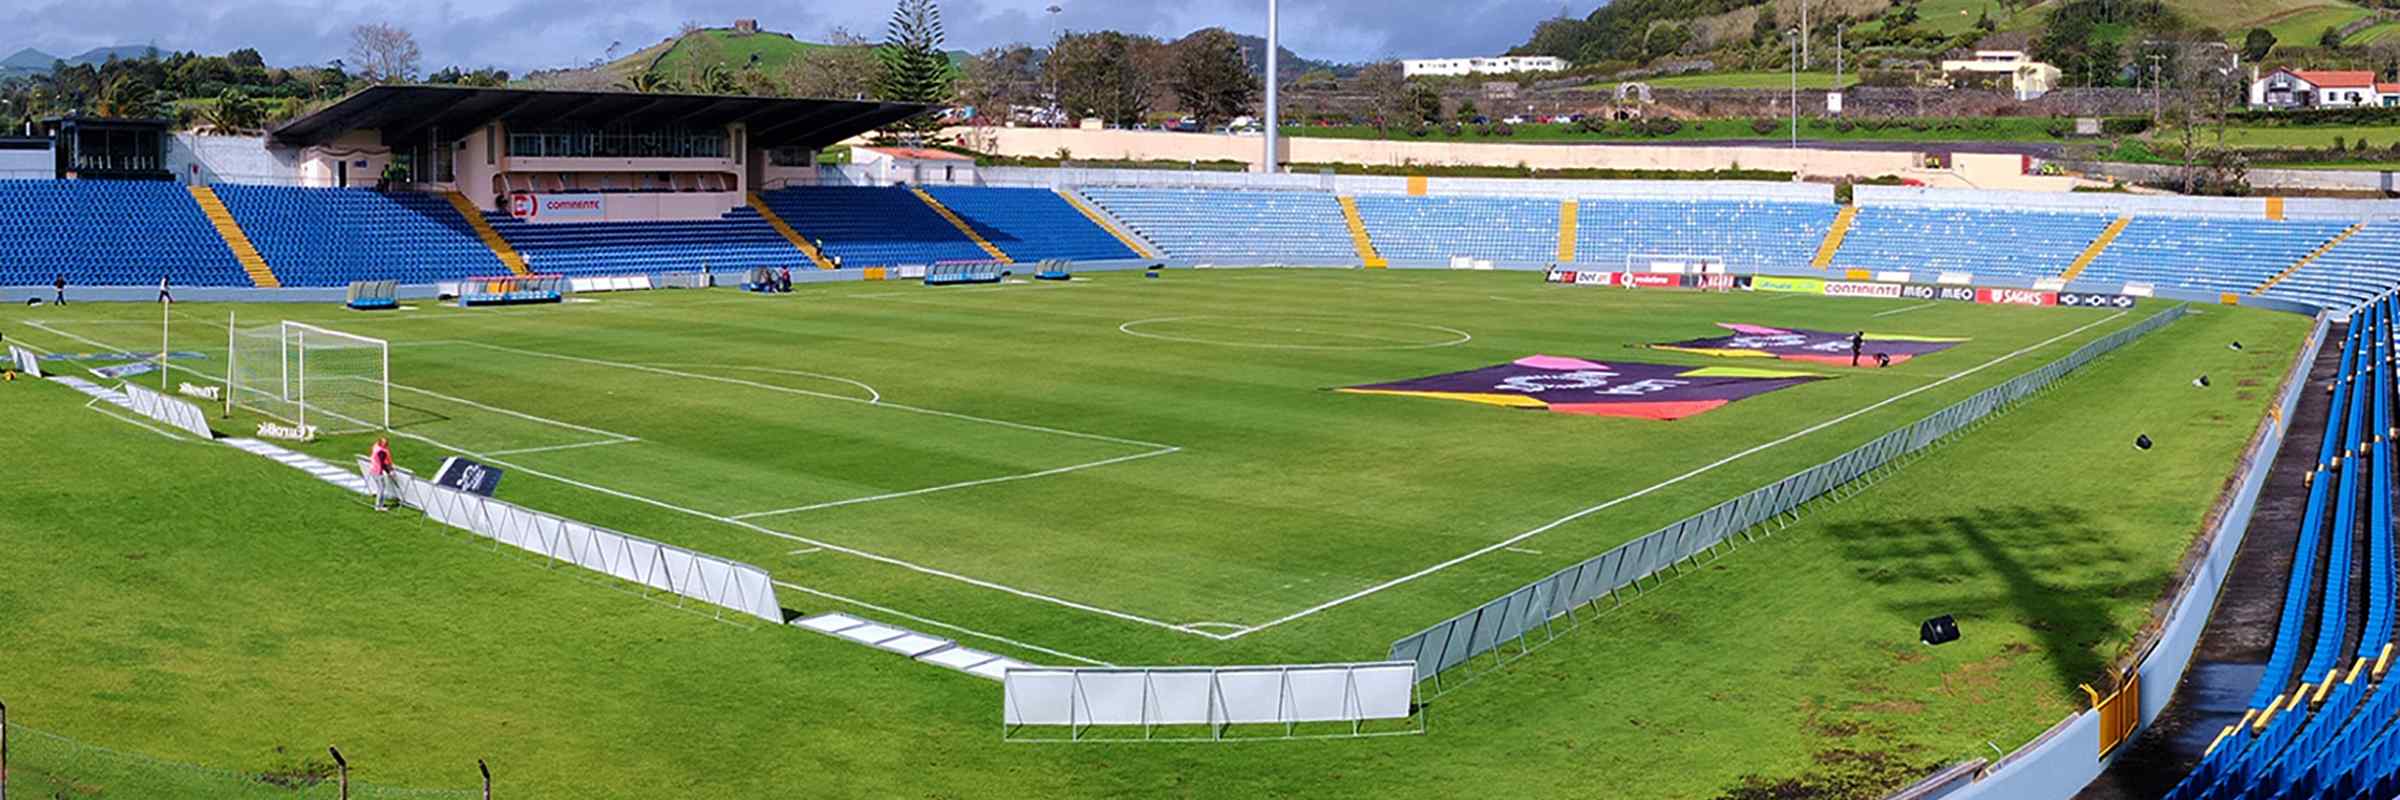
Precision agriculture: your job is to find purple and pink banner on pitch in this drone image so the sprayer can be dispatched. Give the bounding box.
[1650,323,1967,367]
[1339,355,1827,420]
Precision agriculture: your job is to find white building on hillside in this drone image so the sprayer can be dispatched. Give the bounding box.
[1401,56,1568,78]
[2248,68,2397,109]
[1938,50,2062,101]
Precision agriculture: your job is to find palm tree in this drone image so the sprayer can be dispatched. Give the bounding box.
[204,88,261,133]
[620,72,678,93]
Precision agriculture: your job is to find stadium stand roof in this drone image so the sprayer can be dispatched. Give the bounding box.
[270,85,931,151]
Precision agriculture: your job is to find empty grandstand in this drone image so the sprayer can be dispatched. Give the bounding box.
[483,205,807,277]
[212,185,505,287]
[1081,187,1359,263]
[1829,205,2120,280]
[0,179,245,287]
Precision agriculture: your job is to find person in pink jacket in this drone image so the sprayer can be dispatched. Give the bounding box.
[367,438,395,511]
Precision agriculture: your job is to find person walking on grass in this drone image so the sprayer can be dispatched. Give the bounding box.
[53,274,67,306]
[1851,331,1866,367]
[367,437,396,511]
[158,274,173,305]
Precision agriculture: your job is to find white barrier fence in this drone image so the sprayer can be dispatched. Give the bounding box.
[1003,662,1420,741]
[567,275,655,293]
[9,344,40,377]
[379,467,783,623]
[120,382,213,439]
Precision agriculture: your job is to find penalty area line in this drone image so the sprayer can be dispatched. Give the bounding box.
[1222,309,2133,640]
[731,446,1182,519]
[386,429,1230,641]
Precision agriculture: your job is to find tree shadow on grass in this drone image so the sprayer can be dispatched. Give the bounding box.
[1824,504,2172,696]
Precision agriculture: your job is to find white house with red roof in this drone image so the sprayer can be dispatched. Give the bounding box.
[2250,68,2392,109]
[849,145,978,186]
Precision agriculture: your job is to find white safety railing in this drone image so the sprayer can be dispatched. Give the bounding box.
[120,381,213,439]
[1390,303,2190,693]
[1003,662,1420,741]
[375,466,782,623]
[9,344,41,377]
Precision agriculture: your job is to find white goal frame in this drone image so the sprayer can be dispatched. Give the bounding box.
[1624,253,1728,275]
[227,319,391,433]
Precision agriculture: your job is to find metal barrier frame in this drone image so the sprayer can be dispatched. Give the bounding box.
[1390,304,2192,695]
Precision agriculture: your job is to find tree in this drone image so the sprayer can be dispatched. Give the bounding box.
[2321,25,2346,50]
[959,45,1039,122]
[227,48,266,71]
[1456,97,1480,122]
[1168,28,1258,129]
[1753,7,1780,45]
[782,27,881,99]
[95,74,163,118]
[1047,30,1160,127]
[2242,28,2278,62]
[1407,81,1443,124]
[205,88,261,132]
[876,0,955,135]
[620,72,678,93]
[349,22,421,83]
[1354,60,1409,133]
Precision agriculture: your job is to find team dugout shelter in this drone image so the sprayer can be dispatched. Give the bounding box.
[269,85,929,223]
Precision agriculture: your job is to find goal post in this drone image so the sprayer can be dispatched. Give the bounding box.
[228,319,390,434]
[1623,253,1728,275]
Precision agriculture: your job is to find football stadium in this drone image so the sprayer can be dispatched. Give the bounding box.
[12,6,2400,799]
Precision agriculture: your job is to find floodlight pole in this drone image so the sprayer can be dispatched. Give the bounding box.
[1789,30,1801,149]
[1264,0,1280,174]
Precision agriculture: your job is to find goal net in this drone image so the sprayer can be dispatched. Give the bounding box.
[1624,253,1728,275]
[229,321,389,434]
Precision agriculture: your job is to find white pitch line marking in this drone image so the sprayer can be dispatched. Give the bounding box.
[485,439,643,457]
[1224,309,2135,639]
[733,446,1182,518]
[385,428,1225,640]
[788,547,824,556]
[1504,547,1543,555]
[656,364,883,404]
[1873,302,1940,317]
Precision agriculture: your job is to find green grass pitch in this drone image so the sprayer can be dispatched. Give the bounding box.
[0,269,2305,797]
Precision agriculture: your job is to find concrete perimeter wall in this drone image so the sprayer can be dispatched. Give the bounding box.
[1907,311,2332,799]
[970,165,1834,203]
[1857,185,2395,221]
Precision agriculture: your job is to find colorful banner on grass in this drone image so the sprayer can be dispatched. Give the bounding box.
[1650,323,1967,367]
[1338,355,1826,420]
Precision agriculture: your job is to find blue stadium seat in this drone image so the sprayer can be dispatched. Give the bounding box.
[212,185,504,287]
[0,179,247,287]
[757,186,992,267]
[483,205,806,277]
[923,186,1137,262]
[1080,187,1357,263]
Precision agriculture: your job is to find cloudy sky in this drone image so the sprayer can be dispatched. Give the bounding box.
[0,0,1575,72]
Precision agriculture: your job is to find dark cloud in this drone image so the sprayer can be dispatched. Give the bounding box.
[0,0,1569,71]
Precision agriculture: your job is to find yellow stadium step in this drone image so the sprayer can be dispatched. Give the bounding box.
[1337,196,1387,268]
[2267,197,2286,221]
[748,192,835,269]
[1058,190,1154,259]
[2256,220,2366,295]
[911,187,1013,263]
[2061,215,2134,282]
[1810,206,1859,270]
[443,193,532,276]
[188,185,279,288]
[1557,200,1579,263]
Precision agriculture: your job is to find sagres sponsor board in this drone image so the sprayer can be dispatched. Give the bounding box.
[1824,281,1903,299]
[1977,288,2057,307]
[1753,275,1825,294]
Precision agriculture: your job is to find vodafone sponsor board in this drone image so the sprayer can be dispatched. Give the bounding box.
[1627,273,1681,289]
[1823,281,1903,299]
[1977,288,2057,307]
